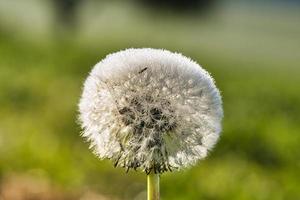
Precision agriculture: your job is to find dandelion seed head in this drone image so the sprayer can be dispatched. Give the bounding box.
[79,48,223,173]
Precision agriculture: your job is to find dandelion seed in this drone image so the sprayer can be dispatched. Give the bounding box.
[79,48,223,174]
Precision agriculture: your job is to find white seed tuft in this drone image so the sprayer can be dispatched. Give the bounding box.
[78,48,223,174]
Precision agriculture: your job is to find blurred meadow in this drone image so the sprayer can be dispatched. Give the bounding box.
[0,0,300,199]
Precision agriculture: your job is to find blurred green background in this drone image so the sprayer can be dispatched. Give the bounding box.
[0,0,299,199]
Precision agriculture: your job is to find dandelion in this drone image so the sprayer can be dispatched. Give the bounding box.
[78,48,223,200]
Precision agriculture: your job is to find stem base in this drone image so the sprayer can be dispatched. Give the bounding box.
[147,173,160,200]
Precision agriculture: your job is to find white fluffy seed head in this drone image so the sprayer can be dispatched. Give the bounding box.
[78,48,223,174]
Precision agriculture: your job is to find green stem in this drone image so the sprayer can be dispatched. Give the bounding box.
[147,173,160,200]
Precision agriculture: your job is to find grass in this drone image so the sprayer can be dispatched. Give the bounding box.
[0,2,300,199]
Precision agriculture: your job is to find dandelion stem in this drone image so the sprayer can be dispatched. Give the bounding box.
[147,173,160,200]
